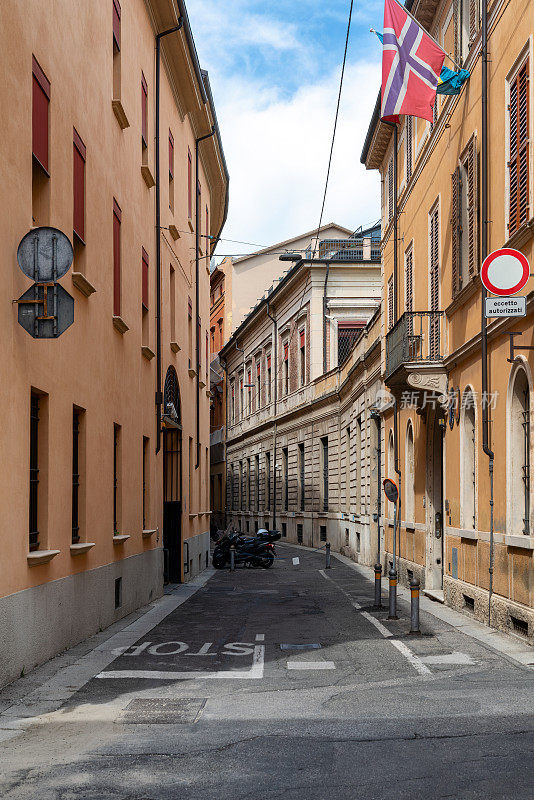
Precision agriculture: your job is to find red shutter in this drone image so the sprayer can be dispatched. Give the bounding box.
[113,200,121,316]
[257,363,261,377]
[299,330,305,348]
[141,248,149,309]
[113,0,121,50]
[267,355,271,369]
[188,149,192,219]
[284,343,288,361]
[32,56,50,172]
[188,296,192,318]
[169,130,174,178]
[73,128,86,242]
[141,73,148,146]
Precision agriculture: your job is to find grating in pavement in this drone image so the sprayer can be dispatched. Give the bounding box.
[119,698,206,724]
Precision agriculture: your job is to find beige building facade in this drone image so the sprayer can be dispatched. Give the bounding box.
[221,226,383,558]
[0,0,228,687]
[362,0,534,639]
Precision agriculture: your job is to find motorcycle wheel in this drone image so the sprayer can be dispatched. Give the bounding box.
[260,552,274,569]
[212,551,227,569]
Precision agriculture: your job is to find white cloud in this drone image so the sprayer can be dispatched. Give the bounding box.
[214,61,382,256]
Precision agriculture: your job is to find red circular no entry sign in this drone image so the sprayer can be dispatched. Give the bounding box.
[480,248,530,296]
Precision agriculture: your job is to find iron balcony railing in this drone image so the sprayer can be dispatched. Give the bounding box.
[385,311,445,379]
[317,237,381,262]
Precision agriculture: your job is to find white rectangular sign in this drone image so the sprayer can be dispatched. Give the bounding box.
[484,297,526,317]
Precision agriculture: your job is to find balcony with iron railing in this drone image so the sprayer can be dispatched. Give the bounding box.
[385,311,446,387]
[317,236,381,262]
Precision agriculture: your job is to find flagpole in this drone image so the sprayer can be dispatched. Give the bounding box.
[386,1,463,71]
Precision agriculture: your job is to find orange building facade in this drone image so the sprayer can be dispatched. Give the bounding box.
[0,0,228,687]
[362,0,533,638]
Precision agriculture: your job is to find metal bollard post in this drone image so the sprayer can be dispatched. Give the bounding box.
[373,563,383,609]
[230,545,235,572]
[409,578,421,634]
[325,542,331,569]
[388,568,398,619]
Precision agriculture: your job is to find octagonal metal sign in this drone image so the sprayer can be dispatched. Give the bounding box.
[18,283,74,338]
[17,227,73,282]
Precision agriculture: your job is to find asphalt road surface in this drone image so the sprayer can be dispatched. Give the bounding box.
[1,544,533,799]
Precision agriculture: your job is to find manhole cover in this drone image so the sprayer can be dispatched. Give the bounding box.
[120,698,206,724]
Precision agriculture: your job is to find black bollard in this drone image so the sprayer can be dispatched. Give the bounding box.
[374,563,383,609]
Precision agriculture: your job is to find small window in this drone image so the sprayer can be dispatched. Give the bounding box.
[283,341,289,395]
[299,329,306,386]
[112,0,121,51]
[29,393,41,551]
[113,200,121,316]
[32,56,50,173]
[113,423,121,534]
[283,522,288,539]
[141,73,148,149]
[142,436,149,529]
[296,524,302,543]
[73,129,86,242]
[72,408,83,544]
[338,323,364,366]
[115,576,122,609]
[320,525,327,542]
[141,248,149,310]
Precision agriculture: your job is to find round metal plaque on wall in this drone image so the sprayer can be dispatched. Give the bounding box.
[17,227,73,282]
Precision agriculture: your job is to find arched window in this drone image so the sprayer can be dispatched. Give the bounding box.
[508,365,531,535]
[387,430,395,516]
[405,421,415,523]
[163,365,181,423]
[460,388,476,530]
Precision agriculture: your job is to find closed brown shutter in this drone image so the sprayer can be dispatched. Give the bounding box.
[141,248,149,309]
[453,0,460,65]
[388,158,394,222]
[509,59,529,235]
[73,129,86,241]
[451,166,460,295]
[429,205,440,358]
[387,275,394,330]
[113,200,121,316]
[469,0,478,42]
[168,130,174,178]
[466,134,478,276]
[405,246,413,312]
[32,56,50,172]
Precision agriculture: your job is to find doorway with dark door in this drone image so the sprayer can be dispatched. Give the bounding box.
[429,409,445,589]
[162,366,182,584]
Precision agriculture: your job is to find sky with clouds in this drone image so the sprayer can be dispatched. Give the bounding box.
[186,0,384,258]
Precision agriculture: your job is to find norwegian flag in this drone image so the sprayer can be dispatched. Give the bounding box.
[381,0,445,123]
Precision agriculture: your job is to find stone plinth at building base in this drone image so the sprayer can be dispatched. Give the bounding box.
[0,548,163,690]
[183,531,210,581]
[381,552,426,590]
[444,576,534,644]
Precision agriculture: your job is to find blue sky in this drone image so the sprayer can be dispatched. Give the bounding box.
[186,0,384,256]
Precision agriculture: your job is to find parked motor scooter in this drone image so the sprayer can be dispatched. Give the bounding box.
[212,530,274,569]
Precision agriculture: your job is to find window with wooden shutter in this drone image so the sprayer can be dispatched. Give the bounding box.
[113,199,121,316]
[73,129,86,242]
[406,116,413,182]
[469,0,479,43]
[142,248,149,309]
[169,131,174,178]
[451,166,460,296]
[387,158,394,222]
[113,0,121,51]
[429,204,440,359]
[464,134,478,277]
[508,58,529,236]
[405,245,413,312]
[141,73,148,147]
[32,56,50,173]
[387,275,394,330]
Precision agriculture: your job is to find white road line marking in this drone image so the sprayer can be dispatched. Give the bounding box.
[287,661,336,670]
[319,565,432,677]
[390,640,432,675]
[420,652,475,665]
[360,611,394,638]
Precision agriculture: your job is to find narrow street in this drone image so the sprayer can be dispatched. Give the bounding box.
[1,545,533,799]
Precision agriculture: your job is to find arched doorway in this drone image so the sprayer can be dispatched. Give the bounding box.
[163,366,182,583]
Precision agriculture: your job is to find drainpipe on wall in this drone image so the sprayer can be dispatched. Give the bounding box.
[220,355,228,528]
[154,18,183,455]
[266,301,278,530]
[195,127,216,468]
[480,0,495,625]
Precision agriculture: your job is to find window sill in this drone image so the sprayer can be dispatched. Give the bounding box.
[143,528,157,538]
[70,542,95,555]
[141,164,155,188]
[460,529,478,540]
[112,99,130,129]
[504,217,534,250]
[189,513,197,519]
[72,272,96,297]
[188,367,197,378]
[113,315,129,334]
[505,535,534,550]
[199,380,206,389]
[141,345,155,361]
[168,224,180,240]
[170,341,181,353]
[27,549,60,566]
[113,534,130,544]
